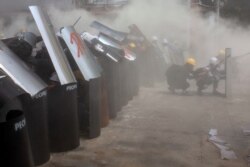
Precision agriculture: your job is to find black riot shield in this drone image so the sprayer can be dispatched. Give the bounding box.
[0,39,50,166]
[60,26,104,138]
[0,110,34,167]
[47,83,79,152]
[30,6,80,152]
[77,77,101,139]
[19,91,50,165]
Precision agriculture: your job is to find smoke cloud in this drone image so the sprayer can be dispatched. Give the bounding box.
[0,0,250,96]
[45,0,250,66]
[0,13,39,37]
[1,0,250,71]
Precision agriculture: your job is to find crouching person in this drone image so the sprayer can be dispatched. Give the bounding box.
[166,58,196,94]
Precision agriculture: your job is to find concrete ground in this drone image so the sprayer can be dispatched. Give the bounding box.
[41,83,250,167]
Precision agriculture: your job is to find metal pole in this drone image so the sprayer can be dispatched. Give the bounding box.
[225,48,232,98]
[216,0,220,23]
[187,0,191,54]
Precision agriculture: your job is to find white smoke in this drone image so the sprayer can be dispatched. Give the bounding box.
[45,0,250,67]
[0,13,38,38]
[1,0,250,67]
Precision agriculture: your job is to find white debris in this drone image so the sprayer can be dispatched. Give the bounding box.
[221,149,237,160]
[241,127,250,136]
[243,129,250,136]
[209,129,218,136]
[208,129,237,160]
[241,127,250,164]
[213,143,230,151]
[209,136,226,145]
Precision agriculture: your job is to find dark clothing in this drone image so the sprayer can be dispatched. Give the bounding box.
[166,64,193,91]
[208,63,226,93]
[194,64,225,95]
[193,67,213,93]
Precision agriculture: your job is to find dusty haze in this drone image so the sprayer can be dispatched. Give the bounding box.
[0,0,250,87]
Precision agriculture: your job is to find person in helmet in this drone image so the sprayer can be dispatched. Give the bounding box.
[165,57,196,94]
[196,55,224,95]
[193,52,226,96]
[193,57,218,95]
[193,66,213,95]
[208,55,226,95]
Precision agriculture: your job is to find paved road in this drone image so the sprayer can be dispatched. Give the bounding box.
[42,84,250,167]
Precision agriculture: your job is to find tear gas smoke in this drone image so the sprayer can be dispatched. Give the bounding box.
[1,1,250,64]
[46,0,250,67]
[0,13,39,38]
[1,0,250,95]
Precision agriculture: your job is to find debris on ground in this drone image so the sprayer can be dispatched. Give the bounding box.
[208,129,237,160]
[209,129,218,136]
[209,136,227,145]
[220,149,237,160]
[241,127,250,136]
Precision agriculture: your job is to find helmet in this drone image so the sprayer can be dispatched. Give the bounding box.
[152,36,158,41]
[218,49,225,57]
[217,49,226,61]
[186,58,196,66]
[129,42,136,48]
[162,38,169,44]
[209,56,218,66]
